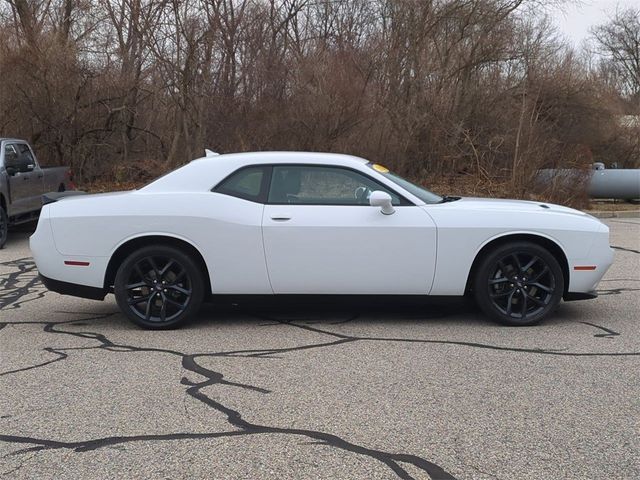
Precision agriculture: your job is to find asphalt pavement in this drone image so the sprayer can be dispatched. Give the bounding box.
[1,219,639,480]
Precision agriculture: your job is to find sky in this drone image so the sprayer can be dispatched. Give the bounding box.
[550,0,639,47]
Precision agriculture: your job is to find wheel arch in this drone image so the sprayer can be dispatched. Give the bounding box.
[465,233,570,296]
[104,235,212,294]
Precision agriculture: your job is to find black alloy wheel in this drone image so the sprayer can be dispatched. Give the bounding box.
[114,245,204,329]
[0,206,8,249]
[474,242,564,326]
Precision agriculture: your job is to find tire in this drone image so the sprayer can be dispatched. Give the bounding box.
[0,206,8,249]
[114,245,205,329]
[473,242,564,326]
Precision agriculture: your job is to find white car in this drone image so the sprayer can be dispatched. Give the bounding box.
[30,152,613,329]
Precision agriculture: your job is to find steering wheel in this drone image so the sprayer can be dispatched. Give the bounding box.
[354,186,371,203]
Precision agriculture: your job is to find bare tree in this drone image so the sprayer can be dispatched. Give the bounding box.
[592,7,640,103]
[0,0,632,205]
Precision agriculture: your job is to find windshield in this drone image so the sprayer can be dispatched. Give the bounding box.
[367,163,442,204]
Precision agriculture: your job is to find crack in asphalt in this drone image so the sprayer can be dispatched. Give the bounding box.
[612,245,640,255]
[600,278,640,282]
[596,287,640,296]
[209,336,356,359]
[0,450,38,477]
[596,276,640,296]
[578,322,620,338]
[247,314,639,357]
[2,247,639,478]
[0,347,68,378]
[1,431,248,454]
[0,314,458,480]
[609,220,640,226]
[0,258,45,310]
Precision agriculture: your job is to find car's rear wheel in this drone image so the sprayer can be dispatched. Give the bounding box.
[114,245,205,329]
[473,242,564,326]
[0,206,8,249]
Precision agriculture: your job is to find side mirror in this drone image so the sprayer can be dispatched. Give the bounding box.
[369,190,395,215]
[5,165,18,176]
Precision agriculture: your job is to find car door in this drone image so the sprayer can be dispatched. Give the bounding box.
[3,142,37,215]
[16,143,43,212]
[209,164,274,294]
[261,165,437,295]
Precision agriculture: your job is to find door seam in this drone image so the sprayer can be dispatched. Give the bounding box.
[260,204,276,294]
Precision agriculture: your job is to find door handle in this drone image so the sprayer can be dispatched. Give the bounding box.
[270,215,291,221]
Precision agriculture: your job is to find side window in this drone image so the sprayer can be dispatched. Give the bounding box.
[214,166,267,202]
[268,166,403,205]
[4,144,19,167]
[17,144,34,164]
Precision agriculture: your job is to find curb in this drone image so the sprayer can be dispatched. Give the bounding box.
[585,210,640,219]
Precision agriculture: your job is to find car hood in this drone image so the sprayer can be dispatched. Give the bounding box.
[439,197,592,218]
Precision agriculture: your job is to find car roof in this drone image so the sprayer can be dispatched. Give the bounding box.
[135,150,428,205]
[140,151,374,194]
[0,138,26,143]
[189,151,369,166]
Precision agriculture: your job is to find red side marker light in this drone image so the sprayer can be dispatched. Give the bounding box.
[64,261,90,266]
[574,266,596,271]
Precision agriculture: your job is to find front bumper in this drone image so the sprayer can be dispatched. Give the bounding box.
[563,291,598,301]
[567,234,614,294]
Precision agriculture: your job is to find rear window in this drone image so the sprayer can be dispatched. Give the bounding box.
[214,166,267,202]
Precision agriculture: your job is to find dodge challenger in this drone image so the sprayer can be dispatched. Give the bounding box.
[30,151,613,329]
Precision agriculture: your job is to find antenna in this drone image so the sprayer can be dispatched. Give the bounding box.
[205,149,219,157]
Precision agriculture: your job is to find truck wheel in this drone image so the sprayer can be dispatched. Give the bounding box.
[114,245,205,329]
[0,206,7,249]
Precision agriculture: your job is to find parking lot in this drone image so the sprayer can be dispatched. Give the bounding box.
[1,219,639,480]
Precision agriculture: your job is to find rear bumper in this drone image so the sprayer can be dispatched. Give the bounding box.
[30,206,109,289]
[39,274,106,300]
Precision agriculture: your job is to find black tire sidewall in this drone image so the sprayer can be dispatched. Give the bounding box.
[474,242,564,326]
[114,245,205,329]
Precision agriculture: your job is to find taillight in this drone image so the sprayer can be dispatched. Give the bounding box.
[66,169,76,190]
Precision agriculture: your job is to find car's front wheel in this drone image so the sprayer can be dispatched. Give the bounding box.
[114,245,205,329]
[473,242,564,326]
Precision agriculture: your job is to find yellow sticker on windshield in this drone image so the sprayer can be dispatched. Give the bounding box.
[372,164,389,173]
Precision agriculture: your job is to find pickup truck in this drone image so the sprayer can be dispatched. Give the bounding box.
[1,138,75,248]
